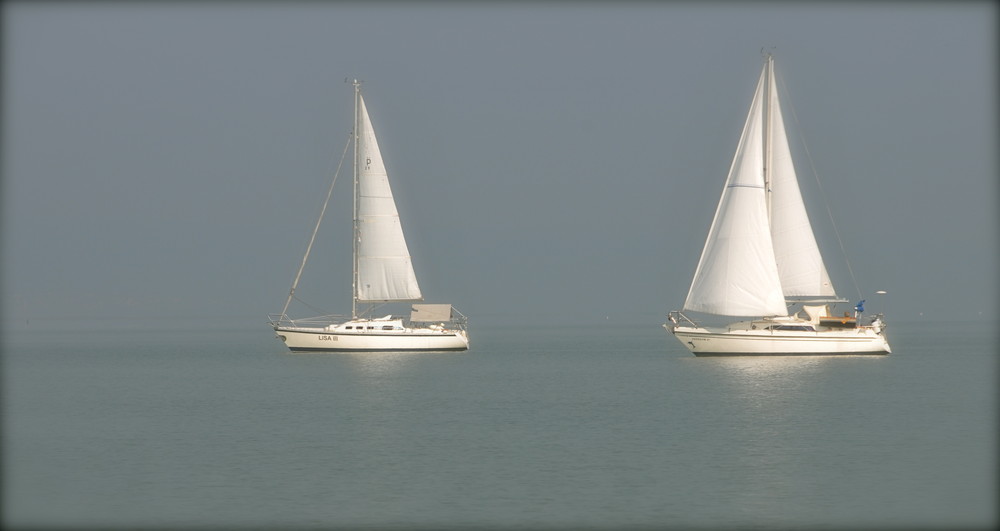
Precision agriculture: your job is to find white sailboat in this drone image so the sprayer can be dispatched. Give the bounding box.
[270,80,469,352]
[665,55,890,356]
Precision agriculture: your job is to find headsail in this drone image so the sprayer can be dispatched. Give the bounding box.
[355,93,423,302]
[683,69,787,317]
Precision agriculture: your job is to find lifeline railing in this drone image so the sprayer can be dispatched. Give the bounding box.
[666,311,699,329]
[269,310,469,331]
[268,314,347,329]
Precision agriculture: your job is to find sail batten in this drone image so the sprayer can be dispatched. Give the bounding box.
[355,94,422,303]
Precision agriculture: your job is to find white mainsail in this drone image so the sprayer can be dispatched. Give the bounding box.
[684,56,836,317]
[355,94,422,302]
[765,64,836,298]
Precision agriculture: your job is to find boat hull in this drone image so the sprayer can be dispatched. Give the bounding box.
[666,325,890,356]
[274,326,469,352]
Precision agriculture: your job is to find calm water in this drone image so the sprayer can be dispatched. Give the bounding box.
[2,320,996,529]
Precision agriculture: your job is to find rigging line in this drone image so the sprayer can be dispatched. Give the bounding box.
[291,294,331,317]
[356,301,385,319]
[280,132,354,319]
[776,72,863,302]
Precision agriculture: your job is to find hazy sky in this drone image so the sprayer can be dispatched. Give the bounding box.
[2,1,996,327]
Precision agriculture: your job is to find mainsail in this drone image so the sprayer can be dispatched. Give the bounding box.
[355,94,422,302]
[765,64,835,298]
[683,55,834,317]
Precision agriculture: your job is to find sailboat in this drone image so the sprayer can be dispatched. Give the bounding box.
[665,55,890,356]
[270,80,469,352]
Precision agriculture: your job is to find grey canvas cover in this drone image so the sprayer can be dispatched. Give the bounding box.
[410,304,453,322]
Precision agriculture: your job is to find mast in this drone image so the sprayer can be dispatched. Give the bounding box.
[352,79,361,319]
[763,53,774,224]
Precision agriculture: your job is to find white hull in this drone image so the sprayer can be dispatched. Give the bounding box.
[666,324,890,356]
[275,326,469,352]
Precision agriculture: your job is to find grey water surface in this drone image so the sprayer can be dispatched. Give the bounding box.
[3,320,995,529]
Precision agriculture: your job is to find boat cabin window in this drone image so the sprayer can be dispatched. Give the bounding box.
[771,325,815,331]
[381,325,394,330]
[345,326,353,330]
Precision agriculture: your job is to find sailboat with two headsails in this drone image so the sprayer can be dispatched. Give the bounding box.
[665,54,890,356]
[270,80,469,352]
